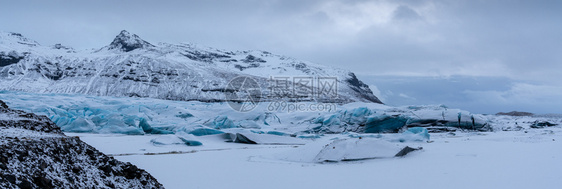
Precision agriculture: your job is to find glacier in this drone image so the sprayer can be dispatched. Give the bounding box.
[0,90,493,136]
[2,90,561,151]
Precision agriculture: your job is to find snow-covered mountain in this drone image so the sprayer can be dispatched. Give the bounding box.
[0,30,382,104]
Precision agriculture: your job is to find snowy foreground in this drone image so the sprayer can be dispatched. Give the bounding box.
[68,128,562,189]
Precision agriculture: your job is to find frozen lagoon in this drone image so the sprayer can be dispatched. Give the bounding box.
[68,127,562,189]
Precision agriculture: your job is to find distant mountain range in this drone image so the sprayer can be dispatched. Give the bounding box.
[0,30,382,104]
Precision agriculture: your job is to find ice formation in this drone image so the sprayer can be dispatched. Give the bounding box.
[0,91,495,137]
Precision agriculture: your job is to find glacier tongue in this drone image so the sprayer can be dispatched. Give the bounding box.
[0,91,496,136]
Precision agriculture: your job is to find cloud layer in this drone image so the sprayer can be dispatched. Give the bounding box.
[1,0,561,113]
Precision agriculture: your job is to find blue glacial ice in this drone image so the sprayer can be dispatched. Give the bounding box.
[364,115,408,133]
[139,118,174,134]
[403,127,430,141]
[187,127,225,136]
[178,137,203,146]
[0,91,491,137]
[266,130,292,137]
[212,115,236,129]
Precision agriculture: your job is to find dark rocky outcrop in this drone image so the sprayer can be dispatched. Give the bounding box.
[0,100,164,188]
[496,111,534,117]
[345,73,383,104]
[530,121,558,128]
[0,52,25,67]
[0,100,62,134]
[107,30,155,52]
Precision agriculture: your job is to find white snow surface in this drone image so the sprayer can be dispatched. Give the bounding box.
[68,127,562,189]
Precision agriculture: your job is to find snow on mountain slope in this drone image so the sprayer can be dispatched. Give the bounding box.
[0,30,382,104]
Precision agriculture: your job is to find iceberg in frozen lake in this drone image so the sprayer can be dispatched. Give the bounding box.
[274,137,422,163]
[314,138,420,162]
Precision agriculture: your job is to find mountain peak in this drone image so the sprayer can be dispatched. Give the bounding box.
[107,30,154,52]
[0,32,40,47]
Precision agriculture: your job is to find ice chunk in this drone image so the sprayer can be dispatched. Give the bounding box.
[150,135,185,145]
[296,134,322,139]
[352,107,371,117]
[347,133,383,139]
[188,127,225,136]
[250,130,265,134]
[530,121,558,128]
[314,114,340,126]
[314,138,405,162]
[345,107,372,124]
[179,138,203,146]
[394,127,430,142]
[229,133,257,144]
[347,128,429,143]
[176,133,203,146]
[364,115,408,133]
[61,117,95,133]
[266,131,292,137]
[262,112,282,126]
[139,118,174,134]
[224,133,305,145]
[237,120,261,129]
[212,115,236,129]
[404,127,430,140]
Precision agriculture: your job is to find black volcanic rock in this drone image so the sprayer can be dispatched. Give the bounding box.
[496,111,534,117]
[345,73,383,104]
[0,51,25,67]
[0,100,62,134]
[530,121,558,128]
[0,100,164,188]
[107,30,155,52]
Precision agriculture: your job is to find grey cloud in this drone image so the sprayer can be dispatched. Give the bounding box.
[392,5,422,21]
[1,0,561,113]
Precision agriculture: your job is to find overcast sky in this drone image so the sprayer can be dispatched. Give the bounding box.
[1,0,561,114]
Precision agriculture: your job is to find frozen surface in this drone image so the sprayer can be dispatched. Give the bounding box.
[68,127,562,189]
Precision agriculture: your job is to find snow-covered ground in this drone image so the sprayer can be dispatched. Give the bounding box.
[68,127,562,189]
